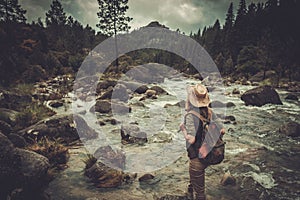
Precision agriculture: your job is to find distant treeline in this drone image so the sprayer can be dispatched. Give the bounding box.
[0,0,299,86]
[0,0,106,86]
[190,0,300,80]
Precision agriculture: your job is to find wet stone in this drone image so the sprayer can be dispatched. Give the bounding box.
[220,172,236,186]
[121,124,148,145]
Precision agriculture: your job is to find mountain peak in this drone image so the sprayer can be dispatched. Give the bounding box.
[144,21,169,29]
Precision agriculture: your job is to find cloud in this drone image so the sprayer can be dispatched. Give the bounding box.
[19,0,268,33]
[128,0,205,33]
[66,0,99,27]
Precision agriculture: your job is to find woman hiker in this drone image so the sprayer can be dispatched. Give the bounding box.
[180,83,225,200]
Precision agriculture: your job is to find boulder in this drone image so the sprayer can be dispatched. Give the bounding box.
[7,134,27,148]
[19,115,97,143]
[121,124,148,145]
[15,148,49,186]
[19,115,78,143]
[209,101,226,108]
[84,147,135,188]
[93,100,131,114]
[96,79,117,93]
[111,84,129,102]
[0,120,12,136]
[104,118,120,125]
[135,85,149,94]
[150,86,167,95]
[241,86,282,106]
[220,172,236,186]
[0,133,19,195]
[73,115,98,139]
[48,100,64,108]
[84,161,124,188]
[145,89,157,98]
[0,133,50,199]
[98,88,113,100]
[138,174,155,182]
[93,100,111,113]
[94,146,125,170]
[232,88,240,95]
[226,102,236,108]
[285,94,298,101]
[279,121,300,137]
[138,173,160,185]
[225,115,236,122]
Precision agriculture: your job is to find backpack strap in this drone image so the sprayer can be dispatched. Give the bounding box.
[185,110,209,124]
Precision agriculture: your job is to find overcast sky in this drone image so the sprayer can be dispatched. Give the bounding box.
[19,0,267,34]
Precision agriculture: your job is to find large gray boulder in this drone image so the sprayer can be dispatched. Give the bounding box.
[0,133,50,199]
[93,100,131,114]
[19,115,97,143]
[15,148,50,186]
[84,146,135,188]
[241,86,282,106]
[121,124,148,145]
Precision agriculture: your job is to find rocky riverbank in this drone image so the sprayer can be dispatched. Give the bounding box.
[0,70,299,199]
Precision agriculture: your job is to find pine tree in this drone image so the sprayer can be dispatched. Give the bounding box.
[96,0,132,70]
[237,0,247,18]
[96,0,132,36]
[37,17,44,28]
[223,2,235,59]
[0,0,26,23]
[224,2,234,31]
[231,0,248,62]
[45,0,67,27]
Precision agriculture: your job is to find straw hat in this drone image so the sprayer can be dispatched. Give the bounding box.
[187,84,210,107]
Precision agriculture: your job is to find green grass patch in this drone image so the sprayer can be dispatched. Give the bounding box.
[15,102,55,130]
[11,83,35,95]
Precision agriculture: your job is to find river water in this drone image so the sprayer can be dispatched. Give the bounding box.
[46,76,300,200]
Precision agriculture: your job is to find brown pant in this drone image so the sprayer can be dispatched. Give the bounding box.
[189,158,207,200]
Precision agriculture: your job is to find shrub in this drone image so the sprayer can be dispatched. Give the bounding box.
[27,137,69,169]
[83,154,97,170]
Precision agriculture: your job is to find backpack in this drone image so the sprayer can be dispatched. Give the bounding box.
[185,109,225,165]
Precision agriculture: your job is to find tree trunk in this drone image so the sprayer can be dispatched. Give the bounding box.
[114,31,119,72]
[5,0,8,22]
[113,2,119,73]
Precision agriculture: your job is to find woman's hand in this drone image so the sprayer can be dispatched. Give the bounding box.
[220,128,225,135]
[180,122,186,132]
[180,123,195,144]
